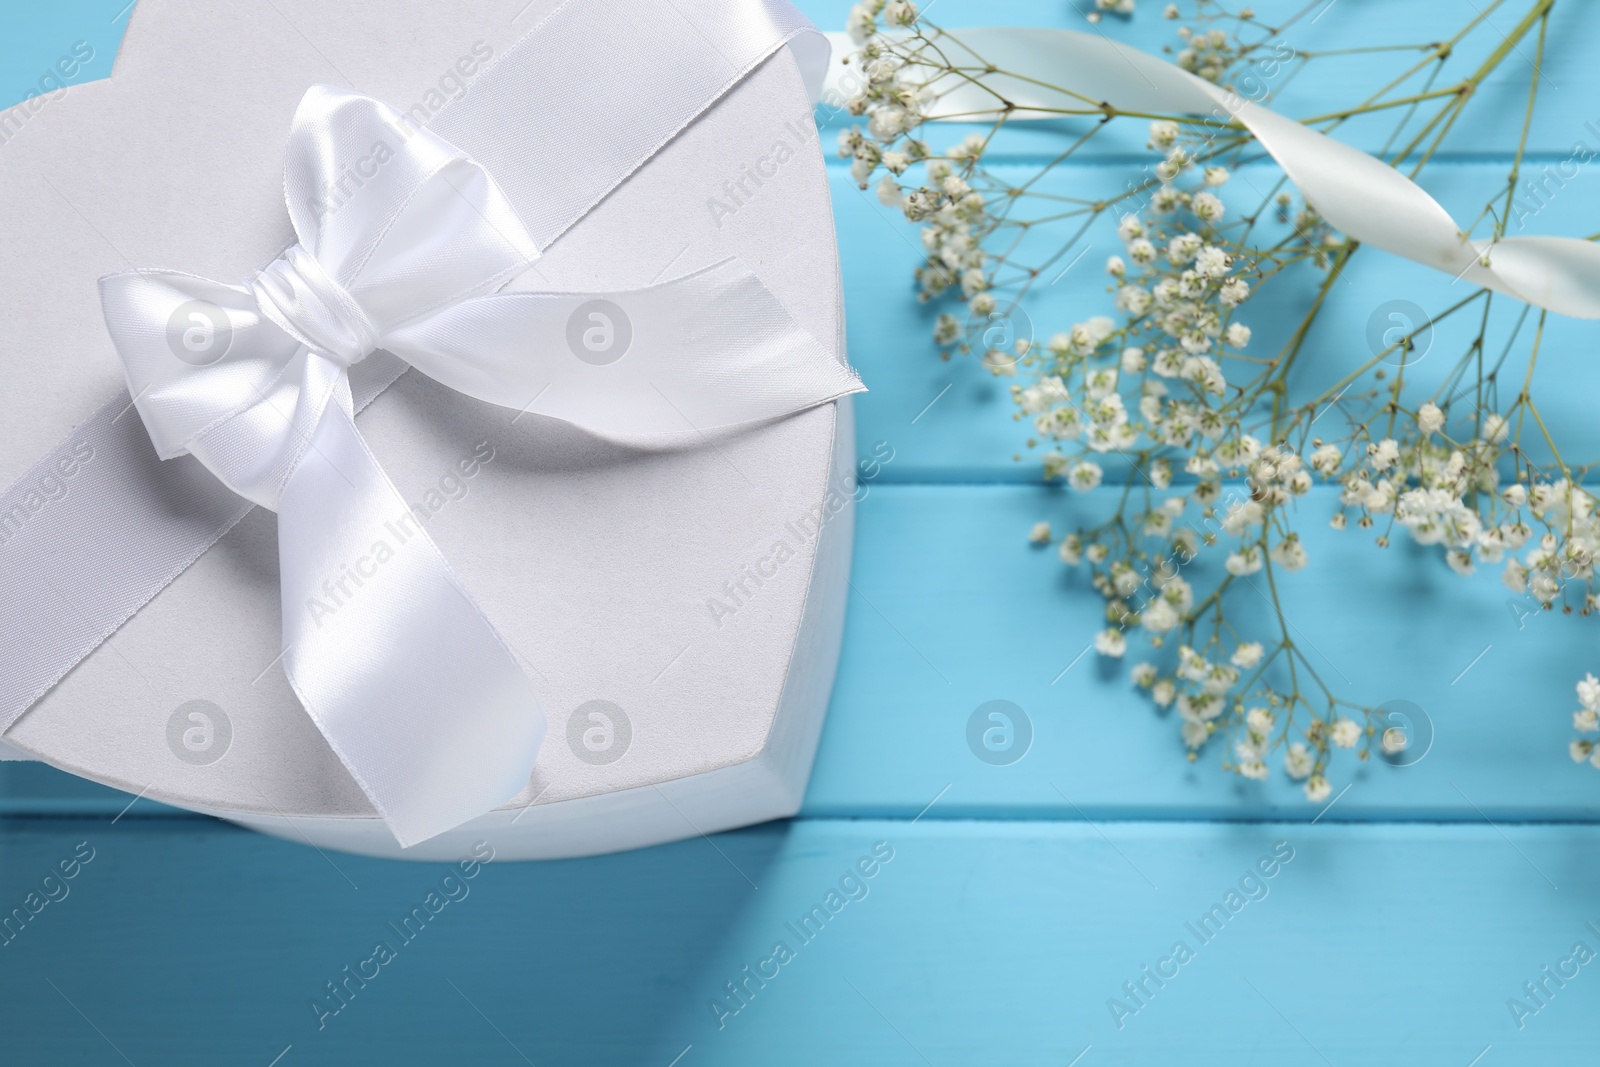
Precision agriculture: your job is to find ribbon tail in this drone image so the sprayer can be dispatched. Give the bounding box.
[276,398,543,847]
[823,28,1600,321]
[387,258,865,438]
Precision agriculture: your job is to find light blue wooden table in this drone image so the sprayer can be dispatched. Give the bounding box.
[5,2,1599,1063]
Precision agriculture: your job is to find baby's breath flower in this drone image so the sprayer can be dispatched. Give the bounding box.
[1191,192,1225,223]
[1331,718,1361,748]
[1231,642,1264,669]
[1269,535,1308,572]
[1095,628,1128,657]
[1166,233,1203,265]
[1142,598,1181,633]
[1194,245,1231,278]
[845,3,879,43]
[1417,402,1445,435]
[1225,547,1263,575]
[1069,460,1104,491]
[1218,279,1250,306]
[1148,120,1180,150]
[883,0,918,27]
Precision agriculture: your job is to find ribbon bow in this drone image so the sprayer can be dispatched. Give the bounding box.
[100,85,862,846]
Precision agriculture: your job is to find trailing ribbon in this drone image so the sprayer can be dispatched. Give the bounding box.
[825,28,1600,319]
[93,31,859,845]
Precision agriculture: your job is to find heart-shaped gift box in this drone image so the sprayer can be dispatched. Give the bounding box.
[0,0,859,859]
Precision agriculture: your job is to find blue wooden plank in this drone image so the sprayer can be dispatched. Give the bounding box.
[806,489,1600,825]
[837,159,1600,482]
[8,481,1599,822]
[804,483,1600,822]
[0,817,1594,1066]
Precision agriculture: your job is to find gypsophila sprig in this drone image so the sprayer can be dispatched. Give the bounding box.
[840,0,1592,797]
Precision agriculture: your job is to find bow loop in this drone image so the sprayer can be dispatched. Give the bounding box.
[283,86,541,335]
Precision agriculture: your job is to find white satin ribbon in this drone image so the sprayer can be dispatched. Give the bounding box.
[826,28,1600,319]
[98,81,861,846]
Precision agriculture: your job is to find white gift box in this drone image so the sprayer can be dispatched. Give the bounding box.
[0,0,855,858]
